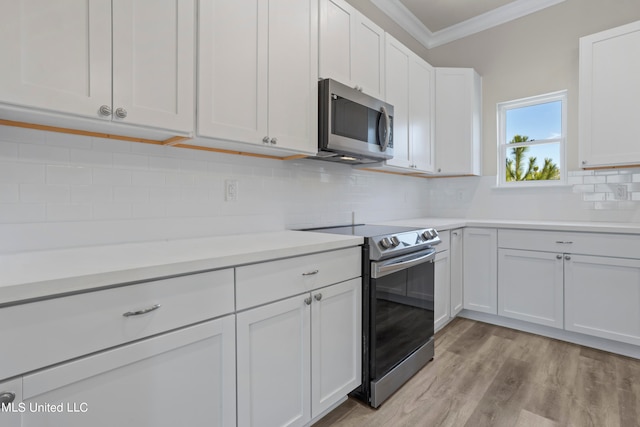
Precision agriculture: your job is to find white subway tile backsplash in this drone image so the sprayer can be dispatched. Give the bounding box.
[0,184,19,202]
[93,168,132,186]
[149,187,181,202]
[132,203,167,219]
[70,186,113,203]
[633,174,640,183]
[583,192,606,202]
[583,175,606,184]
[18,143,69,164]
[180,158,209,172]
[113,152,149,169]
[46,203,92,221]
[0,141,18,160]
[114,186,149,203]
[91,138,132,153]
[47,165,92,186]
[180,187,210,202]
[93,203,132,220]
[149,156,180,171]
[572,184,594,193]
[46,132,92,150]
[69,148,113,167]
[132,170,165,186]
[0,162,45,184]
[0,125,44,144]
[0,203,46,223]
[606,174,632,183]
[20,184,69,203]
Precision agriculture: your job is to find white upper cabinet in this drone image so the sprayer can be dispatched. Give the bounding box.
[384,34,434,173]
[319,0,385,99]
[434,68,482,176]
[0,0,195,134]
[198,0,318,155]
[579,20,640,168]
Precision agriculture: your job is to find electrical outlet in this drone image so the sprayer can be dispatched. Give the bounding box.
[225,180,238,201]
[613,184,628,200]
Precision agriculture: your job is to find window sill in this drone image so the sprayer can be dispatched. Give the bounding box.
[492,184,573,190]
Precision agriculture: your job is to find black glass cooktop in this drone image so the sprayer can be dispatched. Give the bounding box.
[304,224,422,238]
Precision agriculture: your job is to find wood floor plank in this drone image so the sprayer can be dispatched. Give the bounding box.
[314,319,640,427]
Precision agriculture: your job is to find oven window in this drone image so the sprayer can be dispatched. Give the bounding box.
[371,261,434,379]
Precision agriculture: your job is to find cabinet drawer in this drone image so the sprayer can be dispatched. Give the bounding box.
[236,248,361,310]
[0,269,233,381]
[498,229,640,258]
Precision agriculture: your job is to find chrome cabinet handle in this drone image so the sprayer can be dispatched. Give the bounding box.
[114,107,127,119]
[565,255,571,261]
[302,270,319,276]
[123,304,161,317]
[555,241,573,244]
[304,297,312,305]
[262,136,270,144]
[270,137,277,145]
[98,105,112,117]
[556,254,563,259]
[314,293,322,301]
[0,392,16,405]
[452,232,458,236]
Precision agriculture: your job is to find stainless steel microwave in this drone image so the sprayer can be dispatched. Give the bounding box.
[315,78,394,165]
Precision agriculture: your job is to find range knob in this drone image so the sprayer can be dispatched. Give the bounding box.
[390,236,400,247]
[380,237,392,249]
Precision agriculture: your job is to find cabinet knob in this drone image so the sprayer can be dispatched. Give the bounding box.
[314,293,323,301]
[564,255,571,261]
[556,254,563,259]
[262,136,270,144]
[114,107,127,119]
[0,392,16,405]
[270,137,277,145]
[582,160,587,165]
[304,297,312,306]
[98,105,112,117]
[438,168,442,173]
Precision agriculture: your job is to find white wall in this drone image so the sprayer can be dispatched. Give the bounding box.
[0,125,429,253]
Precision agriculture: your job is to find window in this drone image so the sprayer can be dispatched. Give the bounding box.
[497,91,567,186]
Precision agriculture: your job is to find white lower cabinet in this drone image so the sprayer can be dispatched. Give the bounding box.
[565,254,640,346]
[498,249,564,328]
[0,317,236,427]
[463,228,498,314]
[236,278,361,427]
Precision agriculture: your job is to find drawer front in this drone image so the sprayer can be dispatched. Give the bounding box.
[498,229,640,258]
[236,247,361,310]
[0,269,233,381]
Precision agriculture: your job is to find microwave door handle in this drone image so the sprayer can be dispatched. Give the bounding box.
[371,250,435,279]
[379,105,390,152]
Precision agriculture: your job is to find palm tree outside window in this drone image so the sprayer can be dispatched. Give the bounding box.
[497,91,567,186]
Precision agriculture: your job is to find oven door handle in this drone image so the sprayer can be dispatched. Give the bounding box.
[371,249,436,279]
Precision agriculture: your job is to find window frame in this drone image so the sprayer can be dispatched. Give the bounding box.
[497,90,568,187]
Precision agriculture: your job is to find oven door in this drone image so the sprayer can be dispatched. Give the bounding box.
[370,249,435,383]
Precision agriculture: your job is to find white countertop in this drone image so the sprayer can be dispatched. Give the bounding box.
[0,231,363,306]
[378,218,640,234]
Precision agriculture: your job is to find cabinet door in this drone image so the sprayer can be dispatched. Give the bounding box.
[112,0,195,132]
[579,20,640,168]
[434,249,451,332]
[0,0,111,119]
[15,317,236,427]
[319,0,356,87]
[409,56,435,172]
[463,228,498,314]
[267,0,318,154]
[450,229,464,316]
[198,0,268,143]
[435,68,482,175]
[385,35,411,169]
[565,254,640,346]
[311,278,361,418]
[352,14,385,99]
[498,249,564,328]
[237,295,311,427]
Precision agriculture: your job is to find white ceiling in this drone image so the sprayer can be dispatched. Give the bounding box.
[370,0,566,49]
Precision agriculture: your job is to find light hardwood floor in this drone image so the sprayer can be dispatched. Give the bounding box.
[314,318,640,427]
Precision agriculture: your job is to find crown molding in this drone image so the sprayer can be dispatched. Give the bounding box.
[370,0,566,49]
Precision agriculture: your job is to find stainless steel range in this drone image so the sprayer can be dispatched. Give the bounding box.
[306,224,440,407]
